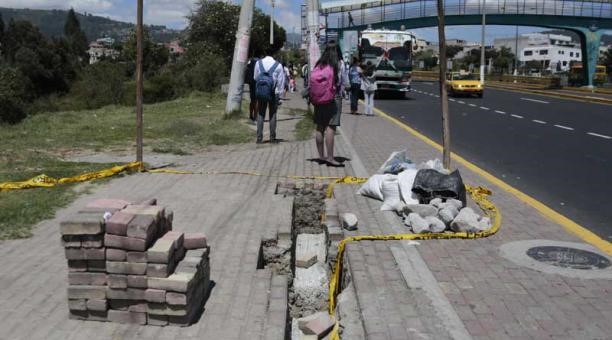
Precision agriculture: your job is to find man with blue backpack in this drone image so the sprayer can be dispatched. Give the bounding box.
[254,53,285,144]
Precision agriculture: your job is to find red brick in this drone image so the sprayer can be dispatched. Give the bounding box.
[166,292,187,305]
[126,251,147,263]
[81,235,104,248]
[67,260,87,272]
[104,234,147,251]
[106,248,127,261]
[106,211,135,236]
[126,214,157,240]
[68,272,107,286]
[147,263,173,278]
[161,231,184,250]
[86,299,108,311]
[108,274,128,289]
[127,275,148,288]
[107,310,147,325]
[299,312,335,338]
[128,301,148,313]
[147,239,174,263]
[145,289,166,303]
[87,260,106,272]
[183,233,207,250]
[107,288,146,300]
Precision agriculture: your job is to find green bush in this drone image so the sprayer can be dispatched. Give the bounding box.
[70,61,128,109]
[144,72,177,104]
[0,66,28,124]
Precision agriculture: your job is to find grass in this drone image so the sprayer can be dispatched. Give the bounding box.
[0,92,252,240]
[294,108,315,141]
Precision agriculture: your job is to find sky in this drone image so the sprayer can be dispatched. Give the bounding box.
[0,0,598,43]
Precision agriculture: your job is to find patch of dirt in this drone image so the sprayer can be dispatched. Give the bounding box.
[292,189,326,235]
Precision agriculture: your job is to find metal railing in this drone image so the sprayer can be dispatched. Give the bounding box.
[321,0,612,29]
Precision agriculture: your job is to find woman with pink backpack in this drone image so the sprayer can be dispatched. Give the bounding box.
[309,43,344,167]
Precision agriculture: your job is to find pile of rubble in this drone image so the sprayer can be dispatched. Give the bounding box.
[61,198,210,326]
[402,198,491,234]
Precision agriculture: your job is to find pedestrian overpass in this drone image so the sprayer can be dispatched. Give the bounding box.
[318,0,612,86]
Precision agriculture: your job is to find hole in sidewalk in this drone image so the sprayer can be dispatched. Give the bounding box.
[527,246,611,270]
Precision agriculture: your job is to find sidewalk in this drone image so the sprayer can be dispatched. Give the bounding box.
[0,87,610,340]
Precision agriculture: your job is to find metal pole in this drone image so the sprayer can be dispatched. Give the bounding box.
[513,25,519,76]
[437,0,451,169]
[480,0,486,84]
[225,0,255,114]
[307,0,321,71]
[270,0,275,45]
[135,0,143,164]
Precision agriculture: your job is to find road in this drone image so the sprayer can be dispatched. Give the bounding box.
[375,80,612,241]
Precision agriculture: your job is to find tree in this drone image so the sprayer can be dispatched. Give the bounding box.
[446,45,463,59]
[492,47,514,74]
[601,47,612,71]
[121,28,169,76]
[0,65,28,123]
[64,9,89,62]
[0,12,4,44]
[187,0,286,67]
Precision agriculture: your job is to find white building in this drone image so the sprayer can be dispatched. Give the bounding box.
[88,41,120,64]
[494,33,582,72]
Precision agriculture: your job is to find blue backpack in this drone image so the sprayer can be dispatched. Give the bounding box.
[349,65,361,85]
[255,61,279,102]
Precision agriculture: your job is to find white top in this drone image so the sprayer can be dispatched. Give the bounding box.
[254,56,285,96]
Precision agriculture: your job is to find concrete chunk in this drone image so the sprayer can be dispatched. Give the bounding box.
[298,311,335,338]
[295,233,326,268]
[341,213,358,231]
[60,213,104,236]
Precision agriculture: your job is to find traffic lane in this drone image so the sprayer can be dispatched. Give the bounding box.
[376,91,612,240]
[411,81,612,138]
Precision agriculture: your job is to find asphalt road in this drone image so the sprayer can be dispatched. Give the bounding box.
[375,80,612,241]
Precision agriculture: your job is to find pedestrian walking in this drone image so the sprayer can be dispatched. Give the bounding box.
[335,45,350,124]
[361,61,377,116]
[348,57,362,115]
[309,43,344,167]
[245,56,260,122]
[254,53,285,144]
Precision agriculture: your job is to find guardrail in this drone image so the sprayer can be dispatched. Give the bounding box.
[411,71,561,88]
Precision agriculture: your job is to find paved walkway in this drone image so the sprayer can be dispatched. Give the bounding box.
[1,87,611,340]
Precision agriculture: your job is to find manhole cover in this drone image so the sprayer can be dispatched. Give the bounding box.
[527,246,611,270]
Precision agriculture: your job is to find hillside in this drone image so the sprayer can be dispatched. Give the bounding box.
[0,7,182,43]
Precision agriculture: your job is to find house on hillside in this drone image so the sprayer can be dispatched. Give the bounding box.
[88,38,119,64]
[165,40,185,56]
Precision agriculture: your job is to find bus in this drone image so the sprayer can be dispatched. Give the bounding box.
[358,29,416,97]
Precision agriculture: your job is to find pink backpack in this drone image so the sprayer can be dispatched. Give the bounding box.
[309,65,336,105]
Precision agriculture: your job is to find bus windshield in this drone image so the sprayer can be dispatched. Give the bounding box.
[388,46,411,71]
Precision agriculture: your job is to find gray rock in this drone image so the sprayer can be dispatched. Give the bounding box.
[450,207,480,232]
[404,204,438,218]
[425,216,447,233]
[478,217,492,231]
[408,213,430,234]
[446,198,464,210]
[341,213,358,231]
[438,205,459,225]
[429,198,443,208]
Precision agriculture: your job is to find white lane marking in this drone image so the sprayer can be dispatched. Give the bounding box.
[494,110,506,114]
[520,97,549,104]
[449,98,456,102]
[434,95,440,98]
[511,114,524,119]
[468,103,477,107]
[532,120,546,124]
[480,106,489,110]
[458,101,465,104]
[554,124,574,131]
[587,132,612,139]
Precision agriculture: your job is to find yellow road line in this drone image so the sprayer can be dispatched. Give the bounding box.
[485,84,612,106]
[372,106,612,255]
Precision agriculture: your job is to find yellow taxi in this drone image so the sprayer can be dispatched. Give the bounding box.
[446,72,484,97]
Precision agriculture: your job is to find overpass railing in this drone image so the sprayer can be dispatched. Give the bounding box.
[322,0,612,29]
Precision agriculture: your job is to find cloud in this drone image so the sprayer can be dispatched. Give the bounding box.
[0,0,113,12]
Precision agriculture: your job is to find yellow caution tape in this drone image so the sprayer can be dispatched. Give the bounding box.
[327,185,501,340]
[0,162,143,192]
[326,176,368,198]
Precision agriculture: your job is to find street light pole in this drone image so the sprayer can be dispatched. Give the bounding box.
[513,25,519,76]
[307,0,321,71]
[480,0,486,84]
[225,0,255,114]
[270,0,275,45]
[437,0,451,169]
[135,0,143,164]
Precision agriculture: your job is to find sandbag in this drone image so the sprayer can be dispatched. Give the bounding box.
[397,168,419,205]
[378,150,415,174]
[380,175,402,211]
[411,169,466,206]
[357,174,391,201]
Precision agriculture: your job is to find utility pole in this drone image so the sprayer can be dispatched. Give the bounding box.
[437,0,451,169]
[270,0,275,45]
[480,0,486,84]
[225,0,255,115]
[135,0,143,165]
[307,0,321,70]
[513,25,519,76]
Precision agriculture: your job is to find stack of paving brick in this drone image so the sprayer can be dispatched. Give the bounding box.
[60,198,210,326]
